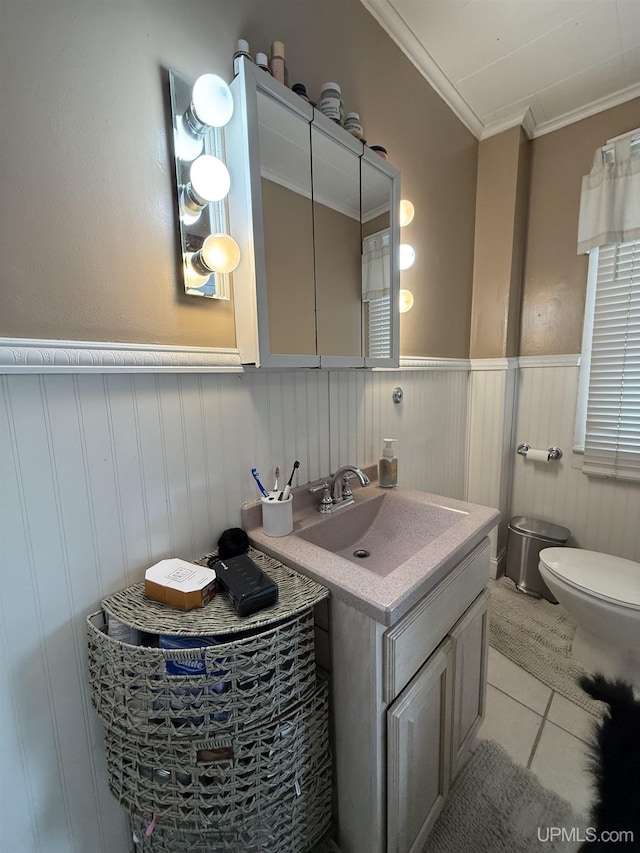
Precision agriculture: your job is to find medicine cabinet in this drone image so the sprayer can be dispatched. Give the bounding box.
[226,58,400,368]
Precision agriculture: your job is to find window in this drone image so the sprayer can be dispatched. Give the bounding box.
[575,239,640,480]
[362,229,391,359]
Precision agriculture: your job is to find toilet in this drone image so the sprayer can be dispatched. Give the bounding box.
[539,548,640,687]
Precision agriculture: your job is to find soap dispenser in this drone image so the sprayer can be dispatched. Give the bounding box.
[379,438,398,488]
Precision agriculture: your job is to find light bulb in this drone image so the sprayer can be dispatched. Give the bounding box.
[399,289,414,313]
[190,155,230,203]
[201,233,241,274]
[191,74,234,129]
[399,199,415,227]
[399,243,415,270]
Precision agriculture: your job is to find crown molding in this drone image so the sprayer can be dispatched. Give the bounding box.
[480,107,536,141]
[360,0,483,138]
[361,1,640,142]
[0,338,244,373]
[530,82,640,139]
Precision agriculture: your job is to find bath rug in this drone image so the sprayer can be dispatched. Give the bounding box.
[489,577,603,716]
[423,740,588,853]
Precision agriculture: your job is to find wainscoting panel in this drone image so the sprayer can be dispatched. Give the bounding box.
[511,364,640,561]
[328,368,469,499]
[0,369,331,853]
[466,363,518,571]
[1,365,470,852]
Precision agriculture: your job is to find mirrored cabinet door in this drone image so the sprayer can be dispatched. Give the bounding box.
[361,150,400,366]
[228,61,318,367]
[258,91,316,358]
[228,58,400,369]
[311,116,364,368]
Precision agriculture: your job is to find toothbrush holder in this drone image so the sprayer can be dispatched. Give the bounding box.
[261,493,293,537]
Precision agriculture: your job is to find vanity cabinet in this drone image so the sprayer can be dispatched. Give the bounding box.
[226,58,400,368]
[387,589,489,853]
[328,537,490,853]
[450,588,490,777]
[387,640,453,853]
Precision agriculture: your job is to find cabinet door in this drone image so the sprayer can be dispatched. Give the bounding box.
[361,149,400,367]
[312,116,364,367]
[450,589,489,777]
[387,640,453,853]
[228,60,319,367]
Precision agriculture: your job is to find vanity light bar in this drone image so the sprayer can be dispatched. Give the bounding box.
[169,68,240,300]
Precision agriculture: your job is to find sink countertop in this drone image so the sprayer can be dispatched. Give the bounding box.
[242,472,499,627]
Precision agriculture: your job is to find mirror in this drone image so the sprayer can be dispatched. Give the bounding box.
[227,58,400,368]
[311,120,363,364]
[257,90,316,355]
[361,155,397,361]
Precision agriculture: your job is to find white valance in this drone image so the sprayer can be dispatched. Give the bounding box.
[577,129,640,255]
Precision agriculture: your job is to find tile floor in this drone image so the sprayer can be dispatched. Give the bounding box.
[478,646,599,817]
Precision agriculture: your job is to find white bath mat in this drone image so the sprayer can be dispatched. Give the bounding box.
[423,740,588,853]
[489,577,603,716]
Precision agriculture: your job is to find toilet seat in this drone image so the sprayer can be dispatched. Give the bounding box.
[539,548,640,610]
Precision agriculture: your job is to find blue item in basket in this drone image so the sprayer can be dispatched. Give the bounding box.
[160,635,225,685]
[160,635,230,724]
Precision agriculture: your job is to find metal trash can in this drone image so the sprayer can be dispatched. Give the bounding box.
[505,516,570,603]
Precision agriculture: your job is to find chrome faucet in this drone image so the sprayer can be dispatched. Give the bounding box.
[330,465,371,503]
[308,465,371,513]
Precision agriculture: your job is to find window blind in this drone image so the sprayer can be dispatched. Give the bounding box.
[583,239,640,480]
[362,229,392,358]
[367,295,391,359]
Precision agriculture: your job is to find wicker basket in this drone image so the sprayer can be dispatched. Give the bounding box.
[108,679,330,831]
[129,761,332,852]
[88,608,317,740]
[89,550,332,849]
[100,549,328,637]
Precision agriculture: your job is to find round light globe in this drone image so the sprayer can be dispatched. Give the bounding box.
[399,243,416,271]
[399,199,415,227]
[201,234,241,274]
[399,289,414,313]
[190,155,230,203]
[192,74,234,128]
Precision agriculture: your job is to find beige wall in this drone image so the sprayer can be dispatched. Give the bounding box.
[0,0,478,358]
[470,126,530,358]
[520,98,640,355]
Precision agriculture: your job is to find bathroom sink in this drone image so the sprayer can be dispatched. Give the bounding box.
[296,492,465,576]
[242,472,500,626]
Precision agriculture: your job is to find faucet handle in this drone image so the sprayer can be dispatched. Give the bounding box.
[341,474,354,501]
[309,481,333,513]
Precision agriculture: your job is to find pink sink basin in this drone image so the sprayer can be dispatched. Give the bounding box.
[296,492,466,576]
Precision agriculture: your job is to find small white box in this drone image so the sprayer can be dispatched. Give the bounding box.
[144,559,217,611]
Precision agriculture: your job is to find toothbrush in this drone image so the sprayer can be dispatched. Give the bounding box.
[251,468,272,499]
[278,460,300,501]
[274,466,280,493]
